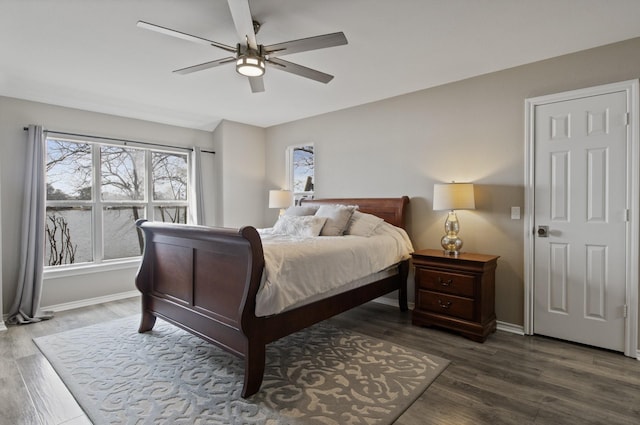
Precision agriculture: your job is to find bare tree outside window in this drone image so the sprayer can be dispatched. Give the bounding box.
[100,146,146,257]
[287,144,314,205]
[46,140,93,265]
[46,140,92,199]
[100,146,145,201]
[153,152,187,201]
[45,212,77,266]
[152,152,188,225]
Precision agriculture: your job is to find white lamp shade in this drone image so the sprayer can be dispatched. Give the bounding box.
[433,183,475,211]
[269,190,293,209]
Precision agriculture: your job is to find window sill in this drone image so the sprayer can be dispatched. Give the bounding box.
[43,258,141,280]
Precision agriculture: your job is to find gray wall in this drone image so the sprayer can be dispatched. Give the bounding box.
[265,37,640,328]
[212,120,267,228]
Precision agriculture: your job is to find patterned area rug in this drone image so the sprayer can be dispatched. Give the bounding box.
[34,316,448,425]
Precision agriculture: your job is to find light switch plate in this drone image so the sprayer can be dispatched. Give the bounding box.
[511,206,521,220]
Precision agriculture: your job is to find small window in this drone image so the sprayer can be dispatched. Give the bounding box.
[286,144,314,205]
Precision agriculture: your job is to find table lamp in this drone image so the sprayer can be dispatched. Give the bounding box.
[433,182,475,256]
[269,190,293,216]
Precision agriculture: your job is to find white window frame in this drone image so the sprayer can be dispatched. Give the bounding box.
[285,143,314,204]
[43,135,190,277]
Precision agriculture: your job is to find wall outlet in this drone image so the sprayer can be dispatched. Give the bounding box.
[511,206,521,220]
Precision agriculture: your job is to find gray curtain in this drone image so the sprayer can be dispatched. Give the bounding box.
[187,146,205,225]
[7,125,52,324]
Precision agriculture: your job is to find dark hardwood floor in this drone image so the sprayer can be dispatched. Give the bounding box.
[1,297,639,424]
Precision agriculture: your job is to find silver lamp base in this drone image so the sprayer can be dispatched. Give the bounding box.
[441,210,463,256]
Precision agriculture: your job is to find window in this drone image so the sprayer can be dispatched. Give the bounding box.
[45,137,189,267]
[286,144,314,205]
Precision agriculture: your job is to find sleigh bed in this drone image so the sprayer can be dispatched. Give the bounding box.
[134,196,410,398]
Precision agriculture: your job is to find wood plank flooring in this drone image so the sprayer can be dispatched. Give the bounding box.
[1,297,639,424]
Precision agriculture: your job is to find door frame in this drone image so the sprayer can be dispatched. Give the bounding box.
[524,79,639,358]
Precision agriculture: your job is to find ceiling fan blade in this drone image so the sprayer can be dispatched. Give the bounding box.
[248,76,265,93]
[265,32,347,58]
[267,58,334,84]
[173,57,235,75]
[137,21,236,53]
[227,0,258,50]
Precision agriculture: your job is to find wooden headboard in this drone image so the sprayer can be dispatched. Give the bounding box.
[300,196,410,229]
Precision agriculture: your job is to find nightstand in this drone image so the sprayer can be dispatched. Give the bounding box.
[411,249,499,342]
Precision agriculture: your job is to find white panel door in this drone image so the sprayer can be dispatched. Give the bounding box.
[533,91,628,351]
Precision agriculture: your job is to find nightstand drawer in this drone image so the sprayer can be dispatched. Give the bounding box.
[416,268,475,298]
[418,290,475,321]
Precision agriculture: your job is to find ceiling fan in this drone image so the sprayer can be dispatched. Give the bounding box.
[137,0,348,93]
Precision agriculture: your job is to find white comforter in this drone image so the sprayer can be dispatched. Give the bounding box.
[255,222,414,316]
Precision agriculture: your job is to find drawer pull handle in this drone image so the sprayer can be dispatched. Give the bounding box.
[438,277,453,286]
[438,299,452,309]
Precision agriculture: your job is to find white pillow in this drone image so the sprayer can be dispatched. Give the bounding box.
[272,215,327,237]
[314,204,357,236]
[283,205,319,216]
[345,211,385,237]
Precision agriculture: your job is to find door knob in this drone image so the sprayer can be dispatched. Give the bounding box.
[537,225,549,237]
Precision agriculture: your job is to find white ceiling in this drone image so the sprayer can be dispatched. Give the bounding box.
[2,0,640,131]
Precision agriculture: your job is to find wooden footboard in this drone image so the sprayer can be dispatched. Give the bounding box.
[135,196,410,398]
[134,222,264,356]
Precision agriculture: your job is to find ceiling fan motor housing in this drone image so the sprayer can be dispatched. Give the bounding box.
[236,44,265,77]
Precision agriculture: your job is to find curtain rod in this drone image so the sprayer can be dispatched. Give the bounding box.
[23,127,215,154]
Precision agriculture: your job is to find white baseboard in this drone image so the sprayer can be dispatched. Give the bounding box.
[0,320,6,332]
[496,320,525,335]
[373,298,525,336]
[42,290,140,313]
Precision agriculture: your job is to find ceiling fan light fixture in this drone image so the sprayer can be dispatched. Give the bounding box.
[236,55,265,77]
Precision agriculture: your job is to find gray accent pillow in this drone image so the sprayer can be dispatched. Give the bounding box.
[314,204,357,236]
[345,211,385,237]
